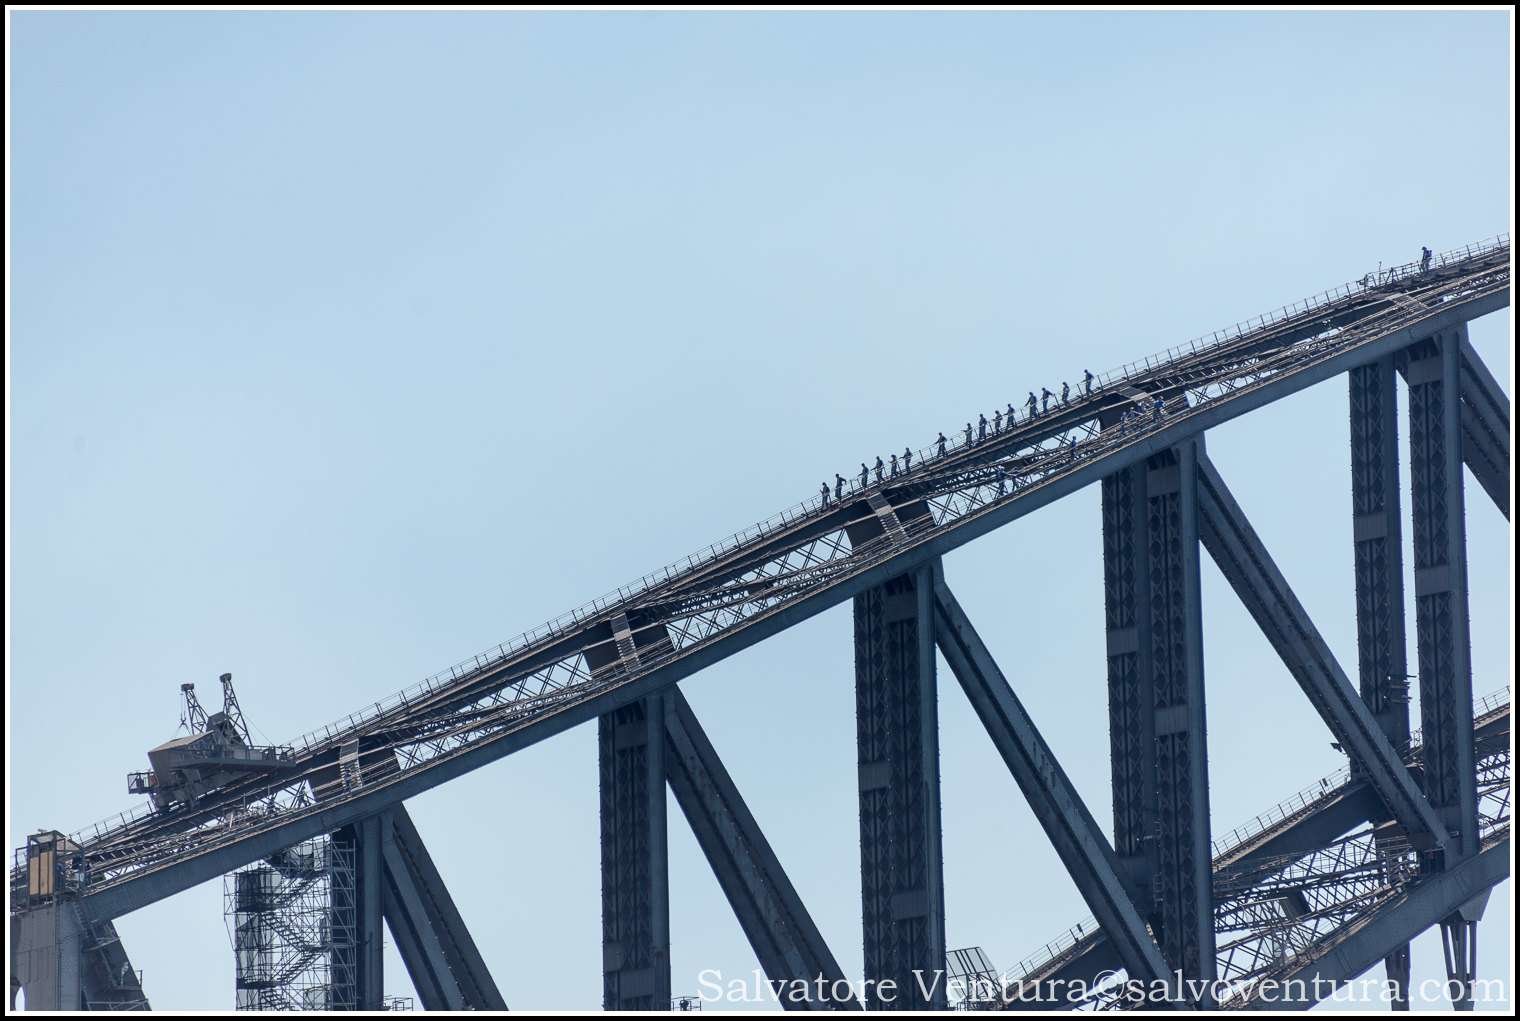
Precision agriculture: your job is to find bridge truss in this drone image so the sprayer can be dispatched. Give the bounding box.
[9,235,1513,1011]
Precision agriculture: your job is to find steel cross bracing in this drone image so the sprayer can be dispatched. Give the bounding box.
[997,695,1511,1011]
[30,237,1510,924]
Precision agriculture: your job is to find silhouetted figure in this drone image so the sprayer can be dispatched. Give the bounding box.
[1026,392,1038,418]
[1060,381,1070,404]
[1420,246,1432,273]
[1069,437,1077,459]
[904,447,915,471]
[1152,396,1165,418]
[1006,402,1017,426]
[820,482,831,507]
[1042,387,1055,414]
[993,409,1004,433]
[936,432,948,457]
[874,456,885,483]
[835,474,846,501]
[889,453,899,477]
[978,414,989,441]
[859,463,869,489]
[963,423,974,447]
[996,465,1007,496]
[1084,369,1095,395]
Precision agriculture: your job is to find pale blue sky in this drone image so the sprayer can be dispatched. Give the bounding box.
[8,9,1512,1011]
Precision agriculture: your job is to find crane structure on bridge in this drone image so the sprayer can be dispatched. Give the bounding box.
[8,235,1513,1012]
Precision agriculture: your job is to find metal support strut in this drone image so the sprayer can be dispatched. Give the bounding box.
[600,694,671,1010]
[854,563,946,1010]
[380,806,507,1010]
[1406,327,1481,1011]
[1348,355,1415,1006]
[1100,440,1215,1000]
[329,815,384,1011]
[664,688,859,1010]
[930,568,1182,1006]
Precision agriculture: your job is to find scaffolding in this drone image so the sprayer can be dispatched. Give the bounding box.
[224,837,354,1011]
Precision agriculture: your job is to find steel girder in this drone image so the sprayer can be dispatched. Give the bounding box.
[1405,327,1484,1012]
[1001,701,1510,1010]
[662,688,858,1011]
[329,815,384,1011]
[1348,356,1413,752]
[928,570,1182,1004]
[1100,442,1215,997]
[854,564,946,1010]
[599,695,671,1011]
[1348,355,1416,1006]
[69,284,1512,926]
[1193,453,1451,859]
[8,902,150,1011]
[1405,329,1480,864]
[1238,836,1509,1011]
[379,806,507,1011]
[1455,337,1510,519]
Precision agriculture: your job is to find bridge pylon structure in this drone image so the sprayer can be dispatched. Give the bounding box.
[9,237,1513,1011]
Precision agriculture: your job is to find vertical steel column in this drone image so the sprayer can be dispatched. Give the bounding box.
[1406,329,1479,861]
[854,562,945,1010]
[1101,443,1214,998]
[600,694,671,1011]
[1406,328,1481,1012]
[1101,461,1156,905]
[330,817,385,1011]
[1348,356,1414,1008]
[1349,356,1412,752]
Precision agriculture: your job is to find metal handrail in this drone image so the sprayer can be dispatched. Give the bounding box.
[277,234,1511,755]
[59,236,1510,851]
[1003,689,1510,986]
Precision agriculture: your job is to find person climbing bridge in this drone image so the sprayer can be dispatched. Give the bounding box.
[874,456,885,483]
[996,464,1007,497]
[963,422,974,447]
[1060,381,1070,405]
[936,432,948,457]
[1006,402,1017,427]
[1041,387,1055,414]
[904,446,915,471]
[820,482,831,508]
[1420,245,1432,273]
[978,413,989,442]
[1026,391,1039,418]
[834,474,846,501]
[889,453,899,477]
[993,408,1004,433]
[1084,369,1095,395]
[859,462,869,489]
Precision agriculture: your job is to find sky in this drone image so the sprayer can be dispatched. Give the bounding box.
[7,8,1513,1013]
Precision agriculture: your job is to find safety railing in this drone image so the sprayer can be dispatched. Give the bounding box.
[1005,688,1511,987]
[63,236,1510,852]
[284,235,1508,757]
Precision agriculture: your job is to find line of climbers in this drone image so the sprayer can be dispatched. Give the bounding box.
[817,368,1100,509]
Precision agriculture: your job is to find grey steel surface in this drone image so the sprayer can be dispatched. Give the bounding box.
[10,236,1511,1013]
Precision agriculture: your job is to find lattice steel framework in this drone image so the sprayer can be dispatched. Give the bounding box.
[1100,443,1214,996]
[9,235,1510,1016]
[59,239,1506,910]
[1405,329,1480,864]
[993,702,1511,1012]
[599,695,671,1010]
[855,564,947,1010]
[225,838,351,1011]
